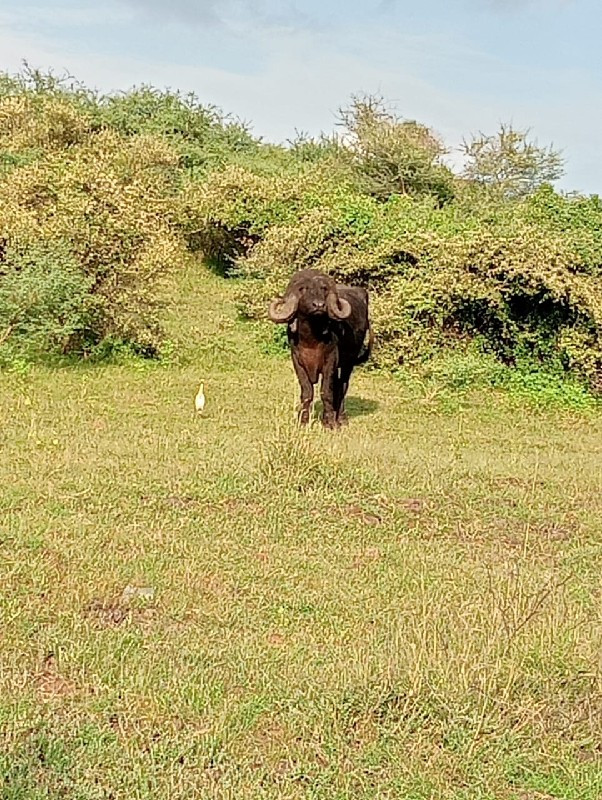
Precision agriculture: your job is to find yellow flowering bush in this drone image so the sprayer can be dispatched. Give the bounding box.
[0,92,185,356]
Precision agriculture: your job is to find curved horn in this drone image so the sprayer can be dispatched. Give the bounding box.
[326,290,351,320]
[268,293,298,323]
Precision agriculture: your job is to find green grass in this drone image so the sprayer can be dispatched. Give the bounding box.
[1,261,601,799]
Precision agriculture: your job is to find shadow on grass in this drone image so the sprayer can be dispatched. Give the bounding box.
[314,396,380,419]
[345,395,380,418]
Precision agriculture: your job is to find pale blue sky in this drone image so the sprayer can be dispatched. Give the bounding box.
[1,0,600,192]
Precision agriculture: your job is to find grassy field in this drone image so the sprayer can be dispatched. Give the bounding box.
[1,261,602,799]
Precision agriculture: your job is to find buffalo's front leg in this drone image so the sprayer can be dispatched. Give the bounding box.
[321,353,338,429]
[292,352,314,425]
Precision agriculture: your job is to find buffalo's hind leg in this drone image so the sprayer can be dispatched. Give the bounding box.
[292,352,314,425]
[321,354,339,429]
[335,367,352,426]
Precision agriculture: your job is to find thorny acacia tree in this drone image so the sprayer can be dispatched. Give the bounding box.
[461,123,564,198]
[338,94,455,204]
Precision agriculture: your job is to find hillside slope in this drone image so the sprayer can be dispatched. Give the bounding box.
[1,262,601,799]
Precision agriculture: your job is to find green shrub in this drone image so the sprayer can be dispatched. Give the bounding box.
[2,65,600,389]
[179,162,359,270]
[338,94,455,205]
[95,86,260,174]
[0,243,93,362]
[222,171,602,387]
[0,90,187,356]
[461,123,565,199]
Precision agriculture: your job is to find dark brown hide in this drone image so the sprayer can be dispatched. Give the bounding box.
[268,269,373,428]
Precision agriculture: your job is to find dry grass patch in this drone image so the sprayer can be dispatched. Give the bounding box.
[1,263,601,798]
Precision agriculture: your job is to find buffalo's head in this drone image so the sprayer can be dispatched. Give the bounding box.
[268,269,351,324]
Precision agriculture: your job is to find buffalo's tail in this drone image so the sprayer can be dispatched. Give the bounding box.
[356,323,374,366]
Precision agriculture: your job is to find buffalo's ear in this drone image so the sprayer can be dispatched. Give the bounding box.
[326,290,351,320]
[268,293,298,323]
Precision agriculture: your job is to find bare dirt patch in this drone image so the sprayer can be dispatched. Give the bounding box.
[220,498,267,517]
[85,598,158,629]
[353,547,382,568]
[344,504,382,526]
[397,497,426,513]
[36,653,76,700]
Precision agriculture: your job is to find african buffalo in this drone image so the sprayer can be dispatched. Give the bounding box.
[268,269,373,428]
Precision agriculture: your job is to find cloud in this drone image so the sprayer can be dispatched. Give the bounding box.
[488,0,572,4]
[484,0,576,10]
[118,0,312,29]
[381,0,573,10]
[0,6,132,28]
[122,0,221,25]
[1,1,313,33]
[0,1,599,193]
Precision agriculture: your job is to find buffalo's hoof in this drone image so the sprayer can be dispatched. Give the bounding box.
[321,416,339,430]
